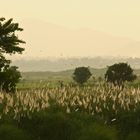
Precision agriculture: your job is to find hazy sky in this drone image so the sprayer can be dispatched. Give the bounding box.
[1,0,140,58]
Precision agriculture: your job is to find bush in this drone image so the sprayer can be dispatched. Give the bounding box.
[78,123,118,140]
[0,124,30,140]
[20,109,82,140]
[126,132,140,140]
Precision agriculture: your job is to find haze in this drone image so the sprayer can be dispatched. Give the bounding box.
[1,0,140,58]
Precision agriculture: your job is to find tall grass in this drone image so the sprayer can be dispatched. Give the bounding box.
[0,84,140,139]
[0,84,140,121]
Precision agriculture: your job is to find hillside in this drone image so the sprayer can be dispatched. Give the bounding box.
[14,19,140,59]
[21,68,105,81]
[21,68,140,82]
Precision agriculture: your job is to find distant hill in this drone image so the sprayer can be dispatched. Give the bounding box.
[21,67,140,82]
[17,19,140,59]
[13,57,140,72]
[21,68,106,82]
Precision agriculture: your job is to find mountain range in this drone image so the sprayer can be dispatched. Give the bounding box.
[16,19,140,59]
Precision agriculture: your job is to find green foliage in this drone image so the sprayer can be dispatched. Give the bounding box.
[115,107,140,140]
[0,124,29,140]
[126,132,140,140]
[105,63,136,86]
[20,108,85,140]
[0,98,140,140]
[78,123,118,140]
[0,18,25,54]
[0,17,25,92]
[0,81,140,140]
[0,66,21,92]
[73,67,92,85]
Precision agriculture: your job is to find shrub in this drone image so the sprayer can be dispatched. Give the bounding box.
[0,124,30,140]
[126,132,140,140]
[20,108,82,140]
[78,123,118,140]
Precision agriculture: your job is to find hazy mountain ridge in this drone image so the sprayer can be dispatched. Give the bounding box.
[13,57,140,72]
[18,19,140,58]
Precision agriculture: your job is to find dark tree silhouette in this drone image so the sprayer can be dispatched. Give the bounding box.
[105,63,136,86]
[0,17,25,92]
[73,67,92,85]
[0,66,21,93]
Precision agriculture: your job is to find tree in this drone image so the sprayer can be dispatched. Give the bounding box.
[105,63,136,86]
[73,67,92,85]
[0,66,21,92]
[0,17,25,92]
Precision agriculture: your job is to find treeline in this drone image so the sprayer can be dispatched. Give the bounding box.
[73,63,136,87]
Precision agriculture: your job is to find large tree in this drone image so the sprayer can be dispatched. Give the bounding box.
[105,63,136,87]
[0,17,25,92]
[73,67,92,85]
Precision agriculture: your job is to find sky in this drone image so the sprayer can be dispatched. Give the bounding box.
[1,0,140,58]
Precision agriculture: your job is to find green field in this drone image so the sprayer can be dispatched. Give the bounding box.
[1,68,140,140]
[17,68,140,89]
[21,68,105,80]
[0,84,140,140]
[21,68,140,81]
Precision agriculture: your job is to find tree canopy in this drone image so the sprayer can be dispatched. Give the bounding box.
[105,63,136,86]
[0,17,25,92]
[73,67,92,85]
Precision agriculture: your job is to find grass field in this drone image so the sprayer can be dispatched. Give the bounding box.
[1,84,140,140]
[21,68,106,81]
[17,68,140,90]
[1,69,140,140]
[21,68,140,81]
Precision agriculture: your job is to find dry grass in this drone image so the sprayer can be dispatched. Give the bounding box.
[0,84,140,121]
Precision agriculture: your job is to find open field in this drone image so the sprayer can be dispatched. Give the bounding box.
[17,68,140,90]
[21,68,106,81]
[1,69,140,140]
[1,84,140,140]
[21,68,140,81]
